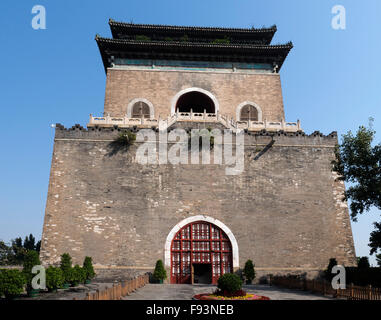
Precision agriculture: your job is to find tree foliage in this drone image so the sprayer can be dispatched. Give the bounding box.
[243,260,256,283]
[60,253,72,283]
[332,120,381,220]
[82,256,96,280]
[0,234,41,266]
[46,266,64,291]
[357,256,370,269]
[369,222,381,265]
[324,258,337,282]
[22,250,41,291]
[0,269,26,299]
[217,273,243,294]
[153,259,167,281]
[333,120,381,261]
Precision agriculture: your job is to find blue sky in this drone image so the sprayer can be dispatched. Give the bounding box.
[0,0,380,265]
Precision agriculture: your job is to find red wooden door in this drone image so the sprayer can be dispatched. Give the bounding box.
[170,221,233,284]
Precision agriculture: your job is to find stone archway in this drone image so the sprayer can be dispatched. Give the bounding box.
[164,215,239,284]
[170,88,219,115]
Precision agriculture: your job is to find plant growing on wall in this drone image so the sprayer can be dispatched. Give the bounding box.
[153,260,167,283]
[46,266,64,292]
[83,256,96,283]
[0,269,26,299]
[115,130,136,146]
[243,260,256,284]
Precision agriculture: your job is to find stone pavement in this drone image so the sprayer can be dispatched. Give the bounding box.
[122,284,333,300]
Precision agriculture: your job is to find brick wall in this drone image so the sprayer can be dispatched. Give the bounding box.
[103,68,285,121]
[40,126,357,278]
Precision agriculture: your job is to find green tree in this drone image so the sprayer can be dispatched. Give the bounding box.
[0,269,26,299]
[46,266,64,292]
[376,254,381,267]
[82,256,96,280]
[153,260,167,282]
[0,241,13,265]
[324,258,337,282]
[369,222,381,260]
[23,234,36,251]
[333,120,380,218]
[357,256,370,269]
[35,241,41,253]
[11,238,27,265]
[67,265,86,287]
[60,253,72,283]
[217,273,243,294]
[243,260,256,284]
[22,250,40,292]
[333,119,381,260]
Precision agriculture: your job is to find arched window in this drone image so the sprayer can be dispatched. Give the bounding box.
[236,101,262,122]
[127,98,154,119]
[132,101,150,118]
[240,105,258,121]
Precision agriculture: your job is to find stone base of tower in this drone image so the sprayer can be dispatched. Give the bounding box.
[40,126,356,282]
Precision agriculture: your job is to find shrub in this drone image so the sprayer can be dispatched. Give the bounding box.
[116,131,136,145]
[153,260,167,282]
[22,250,40,292]
[0,269,26,299]
[46,266,64,292]
[324,258,337,282]
[357,257,370,269]
[217,273,243,296]
[60,253,72,283]
[243,260,256,284]
[82,256,96,280]
[67,265,86,287]
[345,267,381,287]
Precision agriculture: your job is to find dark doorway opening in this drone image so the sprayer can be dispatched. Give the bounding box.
[175,91,215,113]
[193,264,212,284]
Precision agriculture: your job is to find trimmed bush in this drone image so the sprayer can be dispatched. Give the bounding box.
[357,257,370,269]
[243,260,256,284]
[324,258,337,282]
[82,256,96,281]
[46,266,64,292]
[346,267,381,287]
[153,260,167,282]
[22,250,40,292]
[67,265,86,287]
[0,269,26,299]
[60,253,72,284]
[217,273,243,295]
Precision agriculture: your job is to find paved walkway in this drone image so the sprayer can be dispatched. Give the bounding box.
[123,284,332,300]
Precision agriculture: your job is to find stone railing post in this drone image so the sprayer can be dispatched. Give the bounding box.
[106,113,111,125]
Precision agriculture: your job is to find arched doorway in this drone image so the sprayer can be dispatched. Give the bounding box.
[175,91,215,114]
[171,88,219,115]
[170,221,233,284]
